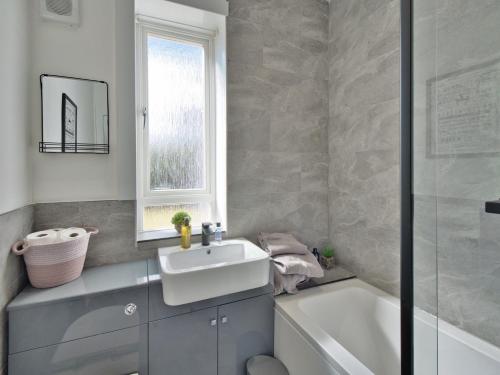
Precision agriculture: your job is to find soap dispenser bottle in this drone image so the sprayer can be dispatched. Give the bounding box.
[214,222,222,243]
[180,217,191,249]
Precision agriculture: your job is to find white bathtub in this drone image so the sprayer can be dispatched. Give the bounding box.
[274,278,500,375]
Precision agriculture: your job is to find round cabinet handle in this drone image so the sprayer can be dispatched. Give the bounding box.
[221,316,228,324]
[210,319,217,327]
[124,303,137,316]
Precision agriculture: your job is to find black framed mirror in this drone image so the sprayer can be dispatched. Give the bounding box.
[39,74,109,154]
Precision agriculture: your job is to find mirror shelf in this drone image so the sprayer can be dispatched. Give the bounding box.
[39,74,110,154]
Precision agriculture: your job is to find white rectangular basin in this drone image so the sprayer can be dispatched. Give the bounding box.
[158,238,270,306]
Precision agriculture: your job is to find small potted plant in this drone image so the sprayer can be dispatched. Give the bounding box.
[320,246,335,269]
[171,211,191,234]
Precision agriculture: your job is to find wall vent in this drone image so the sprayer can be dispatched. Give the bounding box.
[40,0,80,26]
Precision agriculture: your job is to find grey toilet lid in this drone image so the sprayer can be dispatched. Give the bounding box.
[246,355,289,375]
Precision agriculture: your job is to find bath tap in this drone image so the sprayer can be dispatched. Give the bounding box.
[201,222,213,246]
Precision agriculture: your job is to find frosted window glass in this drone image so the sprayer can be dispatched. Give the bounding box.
[147,35,206,190]
[143,203,208,231]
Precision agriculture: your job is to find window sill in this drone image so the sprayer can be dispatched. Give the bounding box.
[137,228,203,243]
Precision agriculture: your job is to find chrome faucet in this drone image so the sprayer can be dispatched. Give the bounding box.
[201,222,212,246]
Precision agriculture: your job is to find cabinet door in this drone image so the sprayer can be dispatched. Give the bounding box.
[149,307,218,375]
[218,294,274,375]
[9,324,148,375]
[10,286,148,353]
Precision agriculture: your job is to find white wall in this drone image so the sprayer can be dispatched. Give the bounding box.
[8,0,221,206]
[0,0,33,214]
[31,0,136,203]
[114,0,137,201]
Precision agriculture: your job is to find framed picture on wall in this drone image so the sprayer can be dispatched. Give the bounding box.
[426,58,500,158]
[62,93,77,152]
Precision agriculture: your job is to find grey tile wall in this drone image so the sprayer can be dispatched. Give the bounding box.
[227,0,330,249]
[34,200,221,268]
[327,0,401,296]
[34,201,156,267]
[0,206,32,374]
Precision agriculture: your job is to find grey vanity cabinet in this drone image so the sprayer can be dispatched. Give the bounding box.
[8,260,274,375]
[148,294,274,375]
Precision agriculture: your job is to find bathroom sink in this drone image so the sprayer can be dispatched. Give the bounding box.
[158,239,270,306]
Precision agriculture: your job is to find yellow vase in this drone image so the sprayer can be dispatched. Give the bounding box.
[180,223,191,249]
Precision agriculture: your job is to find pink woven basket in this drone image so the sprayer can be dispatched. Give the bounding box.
[11,227,98,288]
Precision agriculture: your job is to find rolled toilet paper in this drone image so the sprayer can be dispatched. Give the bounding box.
[60,227,88,242]
[26,230,59,246]
[52,228,65,241]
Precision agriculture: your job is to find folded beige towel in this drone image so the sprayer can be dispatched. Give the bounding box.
[272,250,324,278]
[273,267,307,295]
[257,232,308,256]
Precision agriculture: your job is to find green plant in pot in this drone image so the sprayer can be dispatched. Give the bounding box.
[320,246,335,270]
[171,211,191,234]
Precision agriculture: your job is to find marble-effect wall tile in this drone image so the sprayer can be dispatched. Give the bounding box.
[328,0,401,296]
[34,201,156,267]
[227,0,330,249]
[0,206,33,374]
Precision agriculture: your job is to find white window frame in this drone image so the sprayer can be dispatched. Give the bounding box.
[135,15,224,241]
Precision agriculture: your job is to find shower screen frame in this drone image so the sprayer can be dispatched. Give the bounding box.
[400,0,414,374]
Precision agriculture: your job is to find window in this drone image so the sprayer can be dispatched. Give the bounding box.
[136,15,226,240]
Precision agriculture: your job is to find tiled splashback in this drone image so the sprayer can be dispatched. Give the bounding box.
[34,201,155,267]
[0,206,33,374]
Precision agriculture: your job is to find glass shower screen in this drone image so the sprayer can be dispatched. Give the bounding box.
[409,0,500,373]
